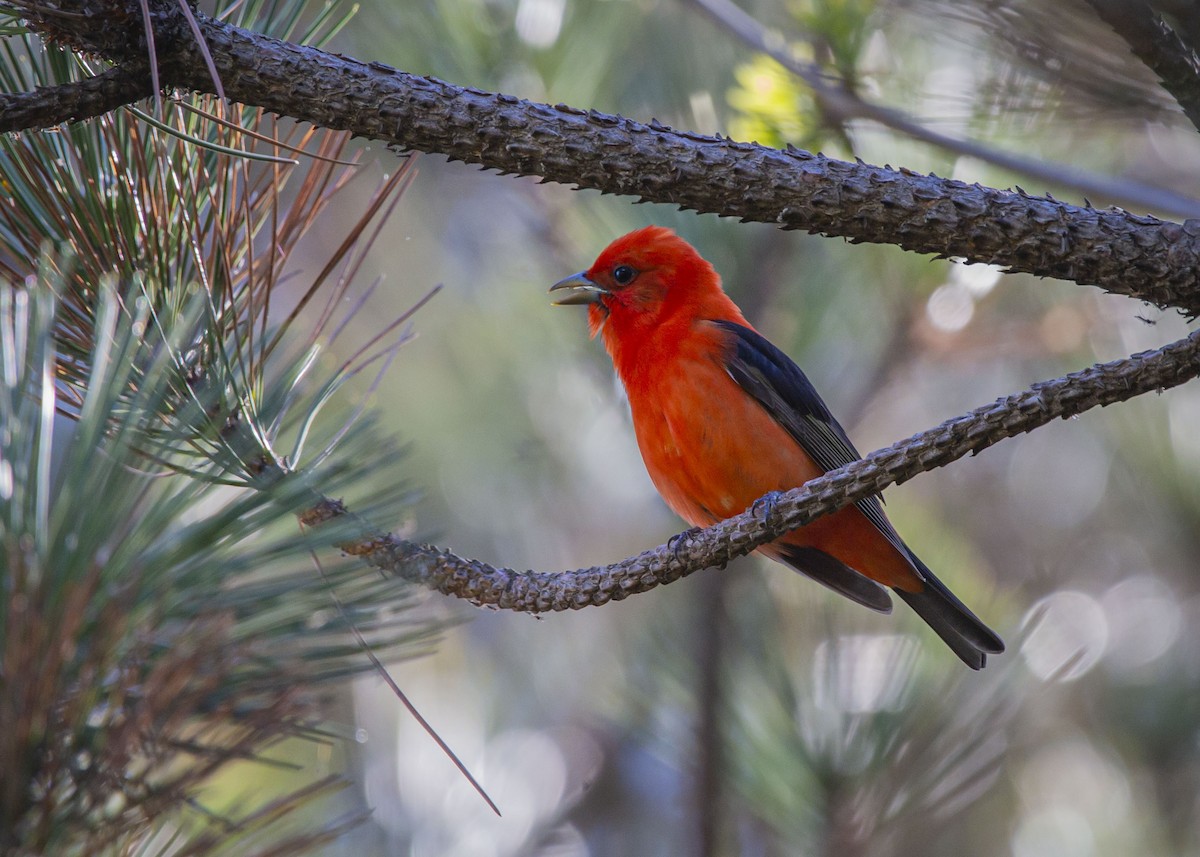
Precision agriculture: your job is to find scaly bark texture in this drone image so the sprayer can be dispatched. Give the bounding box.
[297,329,1200,612]
[0,65,150,130]
[10,0,1200,315]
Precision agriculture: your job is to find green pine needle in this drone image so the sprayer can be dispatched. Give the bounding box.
[0,1,435,851]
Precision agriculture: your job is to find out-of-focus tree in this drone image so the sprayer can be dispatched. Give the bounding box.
[4,0,1200,855]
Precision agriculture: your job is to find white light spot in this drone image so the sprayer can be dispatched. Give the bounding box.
[515,0,564,48]
[1017,737,1132,821]
[813,634,918,714]
[950,260,1002,296]
[1021,590,1108,681]
[1012,807,1096,857]
[689,91,718,133]
[926,283,974,332]
[1101,575,1181,672]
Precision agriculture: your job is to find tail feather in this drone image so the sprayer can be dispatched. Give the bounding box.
[895,551,1004,670]
[767,542,1004,670]
[771,544,894,614]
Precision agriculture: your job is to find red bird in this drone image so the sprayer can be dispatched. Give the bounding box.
[551,226,1003,668]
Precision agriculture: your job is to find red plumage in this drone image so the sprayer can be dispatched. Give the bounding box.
[551,226,1003,667]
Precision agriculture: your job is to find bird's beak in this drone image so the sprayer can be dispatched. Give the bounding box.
[549,271,607,306]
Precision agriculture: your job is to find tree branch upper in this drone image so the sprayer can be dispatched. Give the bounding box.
[9,0,1200,315]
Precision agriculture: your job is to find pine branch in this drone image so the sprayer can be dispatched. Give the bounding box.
[0,78,437,849]
[297,328,1200,613]
[1087,0,1200,133]
[0,63,150,129]
[9,0,1200,315]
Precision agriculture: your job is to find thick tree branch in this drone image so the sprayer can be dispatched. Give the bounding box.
[689,0,1200,225]
[1087,0,1200,133]
[12,0,1200,316]
[297,329,1200,612]
[0,64,151,129]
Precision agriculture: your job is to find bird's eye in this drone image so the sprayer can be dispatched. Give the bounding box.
[612,265,637,286]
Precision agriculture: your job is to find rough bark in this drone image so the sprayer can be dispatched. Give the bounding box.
[9,0,1200,315]
[297,329,1200,612]
[0,64,150,129]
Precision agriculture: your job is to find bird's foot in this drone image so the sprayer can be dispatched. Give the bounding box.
[669,526,704,562]
[751,491,785,522]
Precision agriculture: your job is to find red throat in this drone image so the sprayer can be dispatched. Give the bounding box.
[587,302,606,340]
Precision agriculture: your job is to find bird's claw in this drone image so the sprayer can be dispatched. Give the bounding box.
[669,526,704,562]
[752,491,785,522]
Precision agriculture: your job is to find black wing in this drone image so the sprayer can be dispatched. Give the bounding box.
[713,320,905,555]
[713,320,1005,666]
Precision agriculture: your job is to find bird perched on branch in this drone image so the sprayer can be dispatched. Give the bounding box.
[550,225,1003,668]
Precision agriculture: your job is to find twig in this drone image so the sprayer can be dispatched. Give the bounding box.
[310,551,501,817]
[686,0,1200,219]
[298,328,1200,612]
[135,0,163,114]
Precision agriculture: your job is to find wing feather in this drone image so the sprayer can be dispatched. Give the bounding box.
[712,320,906,557]
[714,320,1005,666]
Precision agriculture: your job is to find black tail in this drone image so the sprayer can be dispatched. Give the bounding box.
[894,551,1004,670]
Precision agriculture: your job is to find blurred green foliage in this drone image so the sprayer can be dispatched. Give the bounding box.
[727,0,877,150]
[728,54,821,148]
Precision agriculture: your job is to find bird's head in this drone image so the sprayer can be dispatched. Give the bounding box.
[550,226,727,341]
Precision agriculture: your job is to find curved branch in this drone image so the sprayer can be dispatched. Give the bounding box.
[163,16,1200,316]
[14,0,1200,316]
[298,328,1200,612]
[0,64,151,131]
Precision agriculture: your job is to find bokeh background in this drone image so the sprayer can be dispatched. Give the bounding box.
[234,1,1200,854]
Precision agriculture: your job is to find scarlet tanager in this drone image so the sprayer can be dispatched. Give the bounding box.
[550,226,1003,668]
